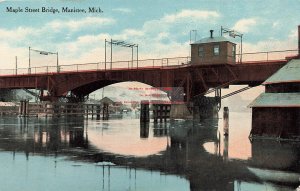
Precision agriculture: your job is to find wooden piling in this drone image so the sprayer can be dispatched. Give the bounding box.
[102,103,109,120]
[91,105,94,119]
[140,122,149,138]
[223,107,229,136]
[96,105,101,120]
[19,100,24,116]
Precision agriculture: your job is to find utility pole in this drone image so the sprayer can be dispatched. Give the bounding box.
[221,27,243,63]
[28,46,31,74]
[105,39,107,71]
[110,38,112,69]
[15,56,17,75]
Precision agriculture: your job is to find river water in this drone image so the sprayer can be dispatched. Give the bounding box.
[0,110,299,191]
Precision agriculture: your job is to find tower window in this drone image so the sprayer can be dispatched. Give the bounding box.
[214,44,220,56]
[198,46,204,57]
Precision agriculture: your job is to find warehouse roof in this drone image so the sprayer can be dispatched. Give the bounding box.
[249,93,300,108]
[263,59,300,85]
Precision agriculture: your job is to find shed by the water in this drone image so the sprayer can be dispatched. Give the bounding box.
[250,59,300,139]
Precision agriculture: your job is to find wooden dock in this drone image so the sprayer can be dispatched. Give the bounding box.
[0,101,109,119]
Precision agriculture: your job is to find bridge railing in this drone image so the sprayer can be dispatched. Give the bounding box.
[0,49,298,76]
[236,49,298,63]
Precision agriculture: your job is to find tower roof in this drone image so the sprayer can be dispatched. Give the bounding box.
[191,36,233,45]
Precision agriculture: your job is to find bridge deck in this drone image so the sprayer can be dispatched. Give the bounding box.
[0,49,297,101]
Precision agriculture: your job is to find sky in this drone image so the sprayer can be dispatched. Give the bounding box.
[0,0,299,70]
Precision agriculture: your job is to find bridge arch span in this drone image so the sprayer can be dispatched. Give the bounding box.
[51,70,169,101]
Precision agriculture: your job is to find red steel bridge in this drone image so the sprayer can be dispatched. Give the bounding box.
[0,49,298,102]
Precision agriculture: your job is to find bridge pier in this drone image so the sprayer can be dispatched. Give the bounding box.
[170,96,220,120]
[193,96,220,120]
[170,103,193,119]
[140,101,150,122]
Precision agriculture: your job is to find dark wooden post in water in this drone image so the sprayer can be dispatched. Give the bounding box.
[223,134,229,161]
[26,101,29,117]
[25,101,29,117]
[96,105,101,120]
[140,100,150,122]
[53,103,61,118]
[91,105,94,119]
[19,100,29,117]
[85,105,88,119]
[19,100,24,117]
[102,103,109,120]
[140,122,149,138]
[223,107,229,136]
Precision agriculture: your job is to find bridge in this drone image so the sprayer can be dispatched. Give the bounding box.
[0,49,298,102]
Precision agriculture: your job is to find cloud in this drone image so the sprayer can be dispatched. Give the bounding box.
[113,29,144,40]
[60,9,220,61]
[112,8,132,13]
[0,8,222,69]
[233,18,257,33]
[240,33,298,62]
[47,17,115,31]
[0,43,29,69]
[162,9,220,23]
[0,27,34,42]
[272,21,279,28]
[288,29,298,39]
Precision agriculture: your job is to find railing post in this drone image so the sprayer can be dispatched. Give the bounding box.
[153,59,154,67]
[46,66,48,74]
[167,58,168,66]
[266,52,269,61]
[77,65,78,72]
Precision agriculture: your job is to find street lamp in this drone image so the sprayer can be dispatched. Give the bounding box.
[221,27,243,63]
[105,39,138,69]
[29,47,59,73]
[189,30,197,44]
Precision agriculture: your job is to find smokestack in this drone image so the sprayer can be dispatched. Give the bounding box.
[210,30,214,38]
[298,25,300,56]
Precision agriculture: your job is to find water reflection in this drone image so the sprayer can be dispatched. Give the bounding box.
[0,151,190,191]
[87,119,168,156]
[0,114,299,190]
[203,111,252,160]
[140,122,149,138]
